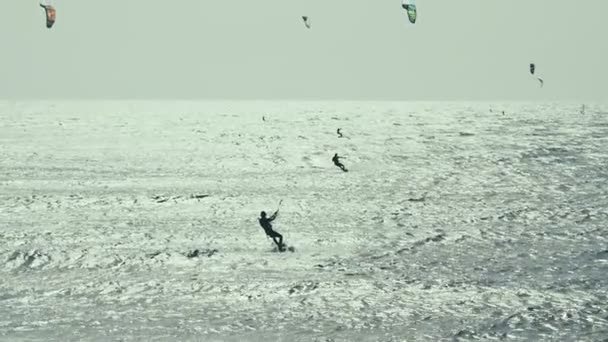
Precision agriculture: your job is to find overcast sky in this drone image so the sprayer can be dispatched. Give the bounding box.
[1,0,607,101]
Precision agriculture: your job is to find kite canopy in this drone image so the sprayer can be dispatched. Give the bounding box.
[529,63,543,87]
[40,0,56,28]
[537,77,544,88]
[302,16,311,29]
[402,0,417,24]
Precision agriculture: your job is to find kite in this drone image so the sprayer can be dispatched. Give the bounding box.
[529,63,544,88]
[302,16,311,29]
[402,0,417,24]
[39,0,56,29]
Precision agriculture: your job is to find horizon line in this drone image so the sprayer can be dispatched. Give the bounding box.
[0,98,602,103]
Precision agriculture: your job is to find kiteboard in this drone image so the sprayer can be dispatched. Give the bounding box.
[271,244,296,253]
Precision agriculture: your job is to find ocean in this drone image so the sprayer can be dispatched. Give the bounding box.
[1,101,607,341]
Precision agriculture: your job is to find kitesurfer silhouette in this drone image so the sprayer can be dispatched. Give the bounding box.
[332,153,348,172]
[259,210,285,251]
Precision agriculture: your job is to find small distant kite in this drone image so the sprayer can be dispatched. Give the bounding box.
[401,0,417,24]
[39,0,56,29]
[302,16,311,29]
[529,63,544,88]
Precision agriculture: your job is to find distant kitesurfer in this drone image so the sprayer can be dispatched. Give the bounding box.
[259,210,285,251]
[332,153,348,172]
[337,128,343,138]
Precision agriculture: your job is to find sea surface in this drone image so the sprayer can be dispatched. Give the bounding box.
[1,101,607,341]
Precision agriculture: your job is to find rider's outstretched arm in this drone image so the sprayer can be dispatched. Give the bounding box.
[269,211,278,221]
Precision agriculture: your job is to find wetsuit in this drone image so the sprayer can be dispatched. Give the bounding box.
[332,154,348,172]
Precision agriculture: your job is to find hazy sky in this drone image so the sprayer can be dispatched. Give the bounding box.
[1,0,607,100]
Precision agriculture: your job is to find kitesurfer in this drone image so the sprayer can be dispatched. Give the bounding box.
[332,153,348,172]
[337,128,343,138]
[259,210,285,251]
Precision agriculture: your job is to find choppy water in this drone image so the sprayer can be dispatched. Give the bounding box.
[1,101,607,341]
